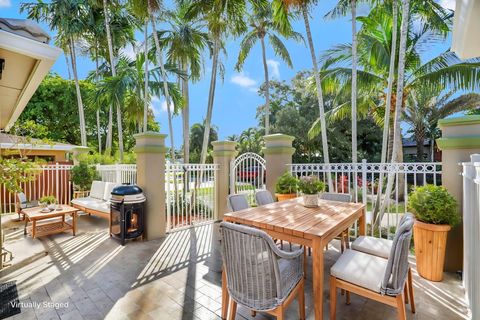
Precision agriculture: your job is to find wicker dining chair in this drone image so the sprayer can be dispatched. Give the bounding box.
[220,222,305,320]
[350,213,416,311]
[319,193,353,252]
[227,194,250,212]
[330,214,415,320]
[255,190,274,206]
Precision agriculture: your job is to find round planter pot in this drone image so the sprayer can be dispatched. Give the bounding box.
[302,194,319,208]
[413,220,451,282]
[275,193,297,202]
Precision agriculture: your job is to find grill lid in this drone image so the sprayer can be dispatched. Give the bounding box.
[111,184,143,196]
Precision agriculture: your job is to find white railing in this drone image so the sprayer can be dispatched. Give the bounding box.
[166,163,218,232]
[1,163,73,214]
[289,160,442,239]
[462,154,480,320]
[96,164,137,184]
[230,152,266,205]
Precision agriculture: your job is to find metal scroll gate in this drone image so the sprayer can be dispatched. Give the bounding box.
[230,152,266,205]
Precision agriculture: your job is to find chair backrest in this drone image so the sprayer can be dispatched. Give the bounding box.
[103,182,119,201]
[320,192,352,203]
[17,192,28,208]
[255,190,274,206]
[227,194,250,212]
[381,213,415,296]
[220,222,282,310]
[90,181,106,199]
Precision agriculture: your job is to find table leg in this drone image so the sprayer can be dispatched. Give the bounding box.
[24,217,28,235]
[312,237,324,320]
[72,212,77,236]
[32,220,36,239]
[358,207,366,236]
[221,268,229,320]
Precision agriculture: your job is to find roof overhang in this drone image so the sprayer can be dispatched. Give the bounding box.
[0,28,62,131]
[451,0,480,59]
[0,143,75,152]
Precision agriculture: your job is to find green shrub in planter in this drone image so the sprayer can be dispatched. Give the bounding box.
[275,172,298,194]
[408,184,460,226]
[71,162,100,191]
[298,175,325,194]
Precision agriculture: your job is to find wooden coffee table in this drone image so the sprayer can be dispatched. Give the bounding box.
[22,205,79,239]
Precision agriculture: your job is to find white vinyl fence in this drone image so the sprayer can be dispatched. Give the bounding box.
[289,160,442,239]
[96,164,137,184]
[1,163,73,214]
[166,164,218,231]
[462,154,480,320]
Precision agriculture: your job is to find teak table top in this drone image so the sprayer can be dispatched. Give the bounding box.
[22,205,79,220]
[224,197,365,240]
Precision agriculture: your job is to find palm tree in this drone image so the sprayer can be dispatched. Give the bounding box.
[235,4,303,135]
[158,4,210,163]
[187,0,250,165]
[21,0,89,147]
[189,122,219,163]
[274,0,333,189]
[404,90,480,161]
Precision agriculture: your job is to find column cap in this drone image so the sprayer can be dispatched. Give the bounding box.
[264,134,295,143]
[263,134,295,155]
[134,131,168,154]
[212,140,237,157]
[438,115,480,128]
[436,136,480,150]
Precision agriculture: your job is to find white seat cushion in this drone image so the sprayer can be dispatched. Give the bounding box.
[88,202,110,213]
[71,197,104,208]
[331,249,388,293]
[103,182,119,201]
[351,236,392,259]
[90,181,106,200]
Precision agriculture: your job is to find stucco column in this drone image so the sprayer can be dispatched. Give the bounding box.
[71,146,90,165]
[212,141,238,220]
[134,132,168,240]
[263,134,295,196]
[437,115,480,272]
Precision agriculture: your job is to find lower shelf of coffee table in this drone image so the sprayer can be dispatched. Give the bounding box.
[27,221,73,238]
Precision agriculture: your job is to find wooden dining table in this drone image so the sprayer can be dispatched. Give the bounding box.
[222,197,366,320]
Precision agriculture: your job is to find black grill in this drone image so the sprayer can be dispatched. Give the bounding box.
[110,184,146,245]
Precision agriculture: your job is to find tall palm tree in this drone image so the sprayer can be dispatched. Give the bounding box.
[235,4,303,135]
[158,4,210,163]
[187,0,251,165]
[21,0,89,147]
[274,0,333,189]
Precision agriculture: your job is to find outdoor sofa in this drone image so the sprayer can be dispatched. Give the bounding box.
[71,181,118,220]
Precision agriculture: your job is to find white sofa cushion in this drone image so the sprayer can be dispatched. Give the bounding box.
[71,197,104,208]
[87,202,110,214]
[351,236,392,259]
[103,182,119,201]
[330,249,388,293]
[90,181,106,200]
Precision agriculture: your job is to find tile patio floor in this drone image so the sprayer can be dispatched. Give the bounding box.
[0,214,470,320]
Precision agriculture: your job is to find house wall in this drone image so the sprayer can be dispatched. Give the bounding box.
[0,148,69,162]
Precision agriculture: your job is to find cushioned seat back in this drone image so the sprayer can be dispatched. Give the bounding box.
[90,181,106,200]
[255,190,274,206]
[17,193,28,208]
[103,182,118,201]
[320,192,352,202]
[227,194,250,212]
[381,214,414,296]
[220,222,281,310]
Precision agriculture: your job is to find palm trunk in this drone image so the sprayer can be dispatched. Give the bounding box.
[260,36,270,135]
[200,37,219,165]
[69,40,87,147]
[106,106,113,154]
[182,63,190,164]
[95,53,102,154]
[143,22,149,133]
[373,0,398,221]
[351,0,357,164]
[302,6,333,190]
[149,8,176,162]
[377,0,411,227]
[103,0,124,162]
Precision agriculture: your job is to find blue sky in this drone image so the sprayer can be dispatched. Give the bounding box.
[1,0,455,148]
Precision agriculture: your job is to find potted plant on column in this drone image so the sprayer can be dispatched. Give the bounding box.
[275,172,298,201]
[408,184,460,281]
[298,175,326,208]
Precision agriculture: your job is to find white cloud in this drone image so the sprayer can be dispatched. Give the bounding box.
[0,0,11,7]
[231,72,258,88]
[121,42,139,60]
[267,59,281,79]
[439,0,455,10]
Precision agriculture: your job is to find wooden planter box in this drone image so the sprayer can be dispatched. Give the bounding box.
[275,193,297,202]
[413,220,451,282]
